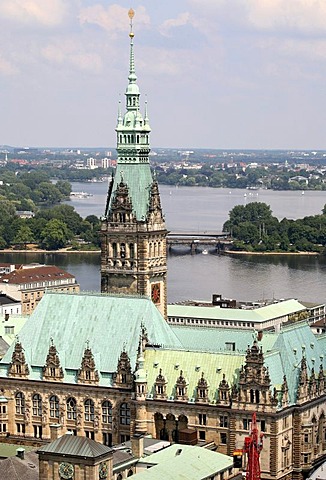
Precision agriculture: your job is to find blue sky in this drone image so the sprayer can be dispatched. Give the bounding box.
[1,0,326,150]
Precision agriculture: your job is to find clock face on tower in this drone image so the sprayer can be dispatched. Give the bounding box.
[59,462,74,479]
[151,283,161,304]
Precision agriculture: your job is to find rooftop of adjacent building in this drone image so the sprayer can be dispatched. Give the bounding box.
[132,444,233,480]
[0,264,76,285]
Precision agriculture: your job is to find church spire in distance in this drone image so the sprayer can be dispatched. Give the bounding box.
[100,9,168,319]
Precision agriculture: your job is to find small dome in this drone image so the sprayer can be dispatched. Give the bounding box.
[126,83,139,95]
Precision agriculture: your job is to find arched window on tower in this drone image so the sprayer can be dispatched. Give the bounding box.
[129,243,134,258]
[112,243,117,257]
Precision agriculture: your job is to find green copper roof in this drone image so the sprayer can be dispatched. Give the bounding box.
[0,293,182,385]
[144,348,244,401]
[110,164,154,221]
[171,325,277,354]
[168,299,306,323]
[132,444,233,480]
[264,321,326,403]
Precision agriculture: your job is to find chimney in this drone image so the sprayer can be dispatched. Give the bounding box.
[131,434,144,459]
[16,448,25,460]
[49,423,62,441]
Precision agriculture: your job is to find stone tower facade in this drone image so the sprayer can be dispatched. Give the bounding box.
[100,10,167,319]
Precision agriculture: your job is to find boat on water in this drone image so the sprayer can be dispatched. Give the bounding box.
[70,191,93,199]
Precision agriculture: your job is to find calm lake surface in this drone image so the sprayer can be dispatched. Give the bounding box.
[2,184,326,304]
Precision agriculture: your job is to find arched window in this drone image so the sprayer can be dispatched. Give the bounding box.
[129,243,134,259]
[120,403,130,425]
[32,394,42,417]
[112,243,117,257]
[128,469,133,476]
[49,395,59,418]
[102,401,112,424]
[66,397,77,420]
[117,475,123,480]
[15,392,25,415]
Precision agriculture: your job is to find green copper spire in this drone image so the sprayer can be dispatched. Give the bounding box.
[106,8,153,220]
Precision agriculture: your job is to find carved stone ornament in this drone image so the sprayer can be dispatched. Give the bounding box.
[77,343,99,383]
[42,338,64,380]
[8,339,29,377]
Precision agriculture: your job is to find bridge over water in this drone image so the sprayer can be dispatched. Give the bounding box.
[167,232,232,254]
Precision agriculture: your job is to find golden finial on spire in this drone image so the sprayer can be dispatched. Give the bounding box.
[128,8,135,38]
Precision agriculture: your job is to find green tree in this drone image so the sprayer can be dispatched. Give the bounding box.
[13,225,34,248]
[40,219,73,250]
[56,180,71,198]
[33,182,63,205]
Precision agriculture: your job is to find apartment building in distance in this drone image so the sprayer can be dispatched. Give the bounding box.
[0,264,79,314]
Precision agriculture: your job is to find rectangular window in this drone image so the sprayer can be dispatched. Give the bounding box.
[199,430,206,440]
[4,326,14,335]
[120,434,130,443]
[199,413,207,425]
[16,423,25,434]
[85,431,95,440]
[103,432,112,447]
[304,433,309,443]
[225,342,236,351]
[33,425,42,439]
[220,432,227,444]
[220,415,228,428]
[260,420,266,432]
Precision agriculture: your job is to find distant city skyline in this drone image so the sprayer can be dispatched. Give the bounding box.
[0,0,326,150]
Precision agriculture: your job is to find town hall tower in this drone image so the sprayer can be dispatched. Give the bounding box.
[100,10,167,318]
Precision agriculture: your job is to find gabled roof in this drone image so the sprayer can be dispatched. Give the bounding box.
[37,434,112,459]
[0,292,182,385]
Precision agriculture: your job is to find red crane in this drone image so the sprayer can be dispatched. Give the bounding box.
[244,412,264,480]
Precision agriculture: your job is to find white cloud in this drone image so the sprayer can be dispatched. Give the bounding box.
[0,0,68,27]
[79,4,150,36]
[246,0,326,33]
[42,41,103,74]
[160,12,191,36]
[189,0,326,34]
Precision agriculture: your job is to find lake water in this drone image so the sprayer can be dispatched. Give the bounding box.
[2,184,326,304]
